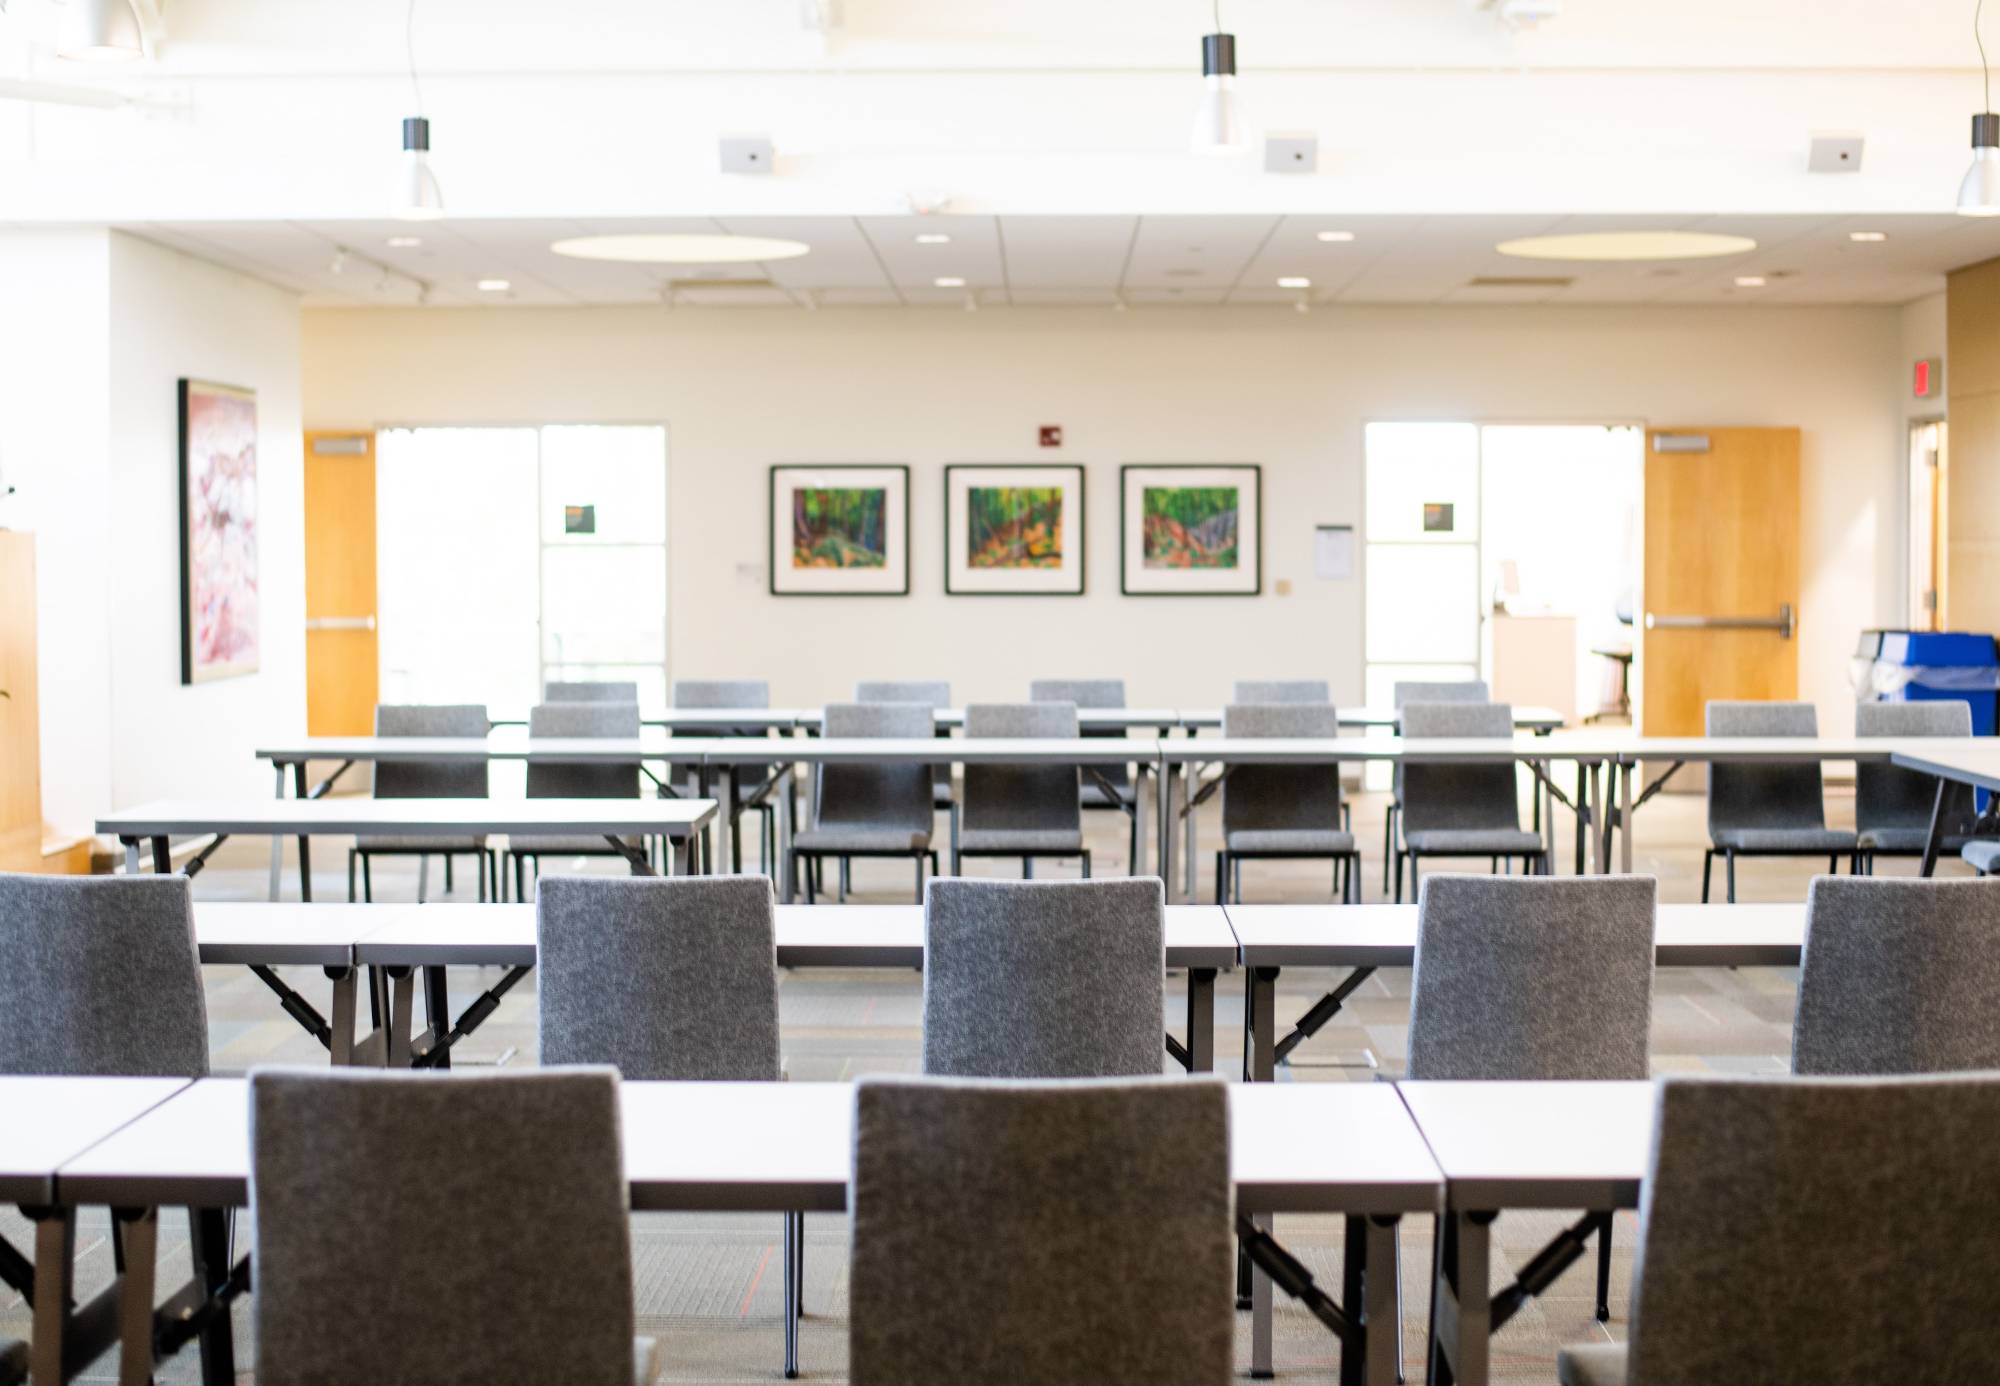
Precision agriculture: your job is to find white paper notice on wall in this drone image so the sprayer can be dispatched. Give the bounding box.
[1313,524,1355,581]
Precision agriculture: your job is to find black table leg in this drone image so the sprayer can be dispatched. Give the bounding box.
[1185,967,1215,1073]
[1340,1214,1366,1386]
[1919,777,1948,877]
[151,835,172,875]
[192,1208,236,1386]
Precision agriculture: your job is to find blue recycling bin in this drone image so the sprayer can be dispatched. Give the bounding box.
[1856,630,1999,735]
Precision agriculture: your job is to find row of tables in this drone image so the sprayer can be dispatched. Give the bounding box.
[4,1071,1656,1386]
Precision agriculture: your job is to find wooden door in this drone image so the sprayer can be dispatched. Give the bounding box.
[304,431,378,735]
[1640,426,1801,735]
[0,532,43,871]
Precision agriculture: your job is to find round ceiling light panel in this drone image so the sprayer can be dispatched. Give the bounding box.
[1495,231,1757,262]
[549,233,811,263]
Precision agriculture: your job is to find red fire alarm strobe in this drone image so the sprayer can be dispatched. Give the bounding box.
[1915,357,1942,400]
[1039,425,1062,448]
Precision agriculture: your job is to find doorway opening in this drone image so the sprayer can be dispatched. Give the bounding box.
[1907,418,1947,631]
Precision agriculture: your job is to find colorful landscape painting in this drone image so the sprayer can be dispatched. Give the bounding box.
[792,487,888,568]
[1141,485,1239,569]
[179,380,260,683]
[967,486,1063,568]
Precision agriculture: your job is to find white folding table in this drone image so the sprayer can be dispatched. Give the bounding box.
[1176,706,1567,734]
[1887,745,2000,874]
[1225,901,1804,1079]
[47,1077,1439,1386]
[1397,1080,1656,1386]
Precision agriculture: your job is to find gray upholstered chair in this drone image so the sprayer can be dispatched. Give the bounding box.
[1031,679,1143,870]
[1384,679,1492,893]
[348,703,495,904]
[1232,679,1329,703]
[546,680,641,703]
[854,680,956,885]
[673,678,779,874]
[1855,700,1979,871]
[850,1074,1232,1386]
[1791,875,2000,1075]
[0,874,209,1076]
[250,1067,656,1385]
[955,703,1089,878]
[1703,701,1857,902]
[790,702,939,904]
[1411,874,1656,1336]
[1216,703,1359,903]
[1555,1074,2000,1386]
[1968,840,2000,875]
[922,877,1165,1077]
[506,700,643,900]
[536,874,805,1375]
[1396,701,1546,900]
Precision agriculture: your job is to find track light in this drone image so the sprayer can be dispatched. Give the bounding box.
[1190,6,1252,155]
[57,0,145,62]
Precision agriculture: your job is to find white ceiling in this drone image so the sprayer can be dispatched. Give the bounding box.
[127,212,2000,310]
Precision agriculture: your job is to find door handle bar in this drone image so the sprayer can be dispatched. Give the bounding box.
[1643,604,1793,639]
[305,615,377,632]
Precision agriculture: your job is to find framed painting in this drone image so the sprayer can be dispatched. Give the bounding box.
[943,463,1085,596]
[178,379,261,683]
[1119,463,1261,596]
[769,464,910,595]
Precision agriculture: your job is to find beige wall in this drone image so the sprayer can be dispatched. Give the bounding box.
[1948,262,2000,637]
[303,303,1906,727]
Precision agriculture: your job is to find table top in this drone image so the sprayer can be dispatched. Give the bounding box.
[704,736,1163,764]
[0,1076,189,1203]
[55,1078,1442,1216]
[1889,744,2000,791]
[1224,902,1804,969]
[1163,732,1626,764]
[1616,735,1979,764]
[189,902,1239,971]
[96,797,719,838]
[1178,706,1566,732]
[1397,1080,1656,1209]
[260,735,709,764]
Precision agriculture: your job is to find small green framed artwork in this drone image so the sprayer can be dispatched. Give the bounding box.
[944,464,1085,595]
[768,464,909,595]
[1119,463,1261,595]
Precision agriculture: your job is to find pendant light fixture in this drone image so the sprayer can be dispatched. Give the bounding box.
[1961,0,2000,215]
[395,0,445,221]
[1190,0,1252,156]
[57,0,145,62]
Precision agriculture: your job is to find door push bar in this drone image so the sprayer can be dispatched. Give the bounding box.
[1643,602,1794,640]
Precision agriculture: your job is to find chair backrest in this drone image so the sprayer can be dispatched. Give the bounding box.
[536,875,780,1080]
[855,680,950,707]
[1623,1074,2000,1385]
[961,703,1081,836]
[1221,703,1342,836]
[850,1074,1232,1386]
[1232,680,1328,704]
[371,703,489,799]
[544,680,639,704]
[1392,679,1489,708]
[1399,701,1521,834]
[816,702,938,838]
[0,874,209,1077]
[251,1067,635,1386]
[1705,700,1826,834]
[1407,875,1655,1080]
[923,877,1163,1077]
[1792,876,2000,1076]
[1029,678,1126,709]
[526,701,640,799]
[1855,700,1978,836]
[672,679,770,709]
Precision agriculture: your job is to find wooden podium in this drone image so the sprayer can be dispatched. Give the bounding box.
[0,531,87,873]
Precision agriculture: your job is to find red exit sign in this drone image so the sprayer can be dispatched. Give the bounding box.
[1915,357,1942,400]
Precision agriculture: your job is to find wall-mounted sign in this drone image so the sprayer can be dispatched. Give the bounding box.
[1422,502,1455,533]
[1915,357,1943,401]
[1313,523,1354,580]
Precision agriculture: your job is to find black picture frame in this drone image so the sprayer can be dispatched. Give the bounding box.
[1118,463,1263,597]
[943,463,1086,597]
[768,463,911,597]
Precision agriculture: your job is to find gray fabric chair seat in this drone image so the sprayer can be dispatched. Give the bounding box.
[1964,840,2000,872]
[793,824,931,853]
[1555,1342,1626,1386]
[1078,779,1136,809]
[958,827,1084,853]
[508,833,641,855]
[1710,826,1857,852]
[1225,828,1355,854]
[1403,827,1544,854]
[1855,825,1955,852]
[354,833,488,851]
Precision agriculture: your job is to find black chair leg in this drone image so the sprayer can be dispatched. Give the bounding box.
[1701,849,1713,903]
[1596,1213,1614,1322]
[1828,853,1839,875]
[803,855,818,905]
[1383,804,1397,895]
[347,850,356,903]
[1080,850,1092,880]
[444,856,454,893]
[361,854,373,903]
[1725,849,1737,903]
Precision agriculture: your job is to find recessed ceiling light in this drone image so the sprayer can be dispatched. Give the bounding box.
[387,236,423,248]
[1277,276,1312,288]
[549,233,810,264]
[934,276,966,288]
[1734,276,1767,288]
[1497,231,1758,262]
[1315,230,1356,243]
[914,233,952,244]
[477,278,511,292]
[1848,230,1888,242]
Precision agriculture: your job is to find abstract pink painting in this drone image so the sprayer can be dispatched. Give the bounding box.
[178,380,260,683]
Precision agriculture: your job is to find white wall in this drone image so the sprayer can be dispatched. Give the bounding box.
[303,302,1905,729]
[0,229,302,832]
